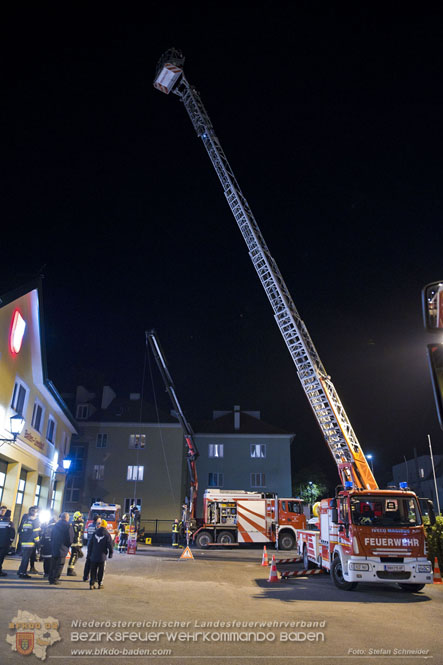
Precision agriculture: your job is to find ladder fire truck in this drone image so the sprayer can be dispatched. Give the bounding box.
[147,330,306,549]
[153,49,436,590]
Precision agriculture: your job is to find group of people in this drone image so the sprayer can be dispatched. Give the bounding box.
[0,505,114,590]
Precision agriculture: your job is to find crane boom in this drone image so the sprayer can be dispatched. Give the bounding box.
[154,49,377,491]
[146,330,199,521]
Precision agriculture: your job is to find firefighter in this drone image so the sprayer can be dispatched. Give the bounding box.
[118,514,129,553]
[67,511,84,576]
[130,504,141,531]
[40,517,57,577]
[171,518,180,547]
[18,505,40,574]
[48,513,74,585]
[87,519,113,589]
[17,507,40,578]
[83,516,101,582]
[0,507,15,577]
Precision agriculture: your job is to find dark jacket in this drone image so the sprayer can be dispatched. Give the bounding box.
[0,516,15,548]
[87,526,113,563]
[19,516,41,548]
[40,521,56,557]
[51,519,74,558]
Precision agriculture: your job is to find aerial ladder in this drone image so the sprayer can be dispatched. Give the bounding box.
[146,330,199,533]
[153,49,376,492]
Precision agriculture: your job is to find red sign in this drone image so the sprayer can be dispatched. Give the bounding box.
[9,309,26,355]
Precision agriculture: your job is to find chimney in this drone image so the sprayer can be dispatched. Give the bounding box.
[234,405,240,431]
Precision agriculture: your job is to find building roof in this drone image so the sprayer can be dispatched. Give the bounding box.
[195,410,293,435]
[81,396,177,424]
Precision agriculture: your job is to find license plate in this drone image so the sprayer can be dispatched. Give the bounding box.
[384,564,405,572]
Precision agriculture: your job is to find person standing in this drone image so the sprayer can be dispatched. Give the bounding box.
[0,507,15,577]
[171,518,180,547]
[67,512,84,576]
[40,517,57,577]
[118,514,129,553]
[87,519,113,589]
[82,515,101,582]
[18,506,40,574]
[48,513,74,585]
[17,507,40,578]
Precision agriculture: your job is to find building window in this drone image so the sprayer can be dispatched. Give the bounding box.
[34,475,42,505]
[208,472,224,487]
[50,481,57,510]
[16,478,26,505]
[208,444,224,458]
[97,433,108,448]
[46,416,56,443]
[250,443,266,458]
[251,472,266,488]
[124,497,142,514]
[129,434,146,449]
[92,465,104,480]
[127,465,144,481]
[65,475,81,503]
[31,400,45,433]
[70,445,85,472]
[420,468,425,479]
[0,461,7,504]
[11,378,29,416]
[76,404,89,420]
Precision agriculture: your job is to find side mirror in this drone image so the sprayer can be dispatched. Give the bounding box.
[422,281,443,331]
[331,508,338,524]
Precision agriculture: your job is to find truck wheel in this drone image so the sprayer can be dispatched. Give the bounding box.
[278,532,295,551]
[217,531,235,545]
[331,557,357,591]
[195,531,213,548]
[303,545,315,569]
[398,583,425,593]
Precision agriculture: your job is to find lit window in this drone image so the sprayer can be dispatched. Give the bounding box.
[46,416,56,443]
[31,400,45,433]
[97,433,108,448]
[50,482,57,510]
[16,478,26,505]
[34,476,42,505]
[129,434,146,449]
[208,472,224,487]
[127,465,144,481]
[250,444,266,458]
[92,465,104,480]
[208,444,224,458]
[420,468,425,479]
[251,472,266,488]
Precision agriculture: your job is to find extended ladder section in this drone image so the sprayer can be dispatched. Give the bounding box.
[153,50,377,491]
[146,330,199,519]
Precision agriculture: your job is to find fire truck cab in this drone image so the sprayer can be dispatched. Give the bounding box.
[83,501,121,544]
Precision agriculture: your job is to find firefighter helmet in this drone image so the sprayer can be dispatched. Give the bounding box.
[73,511,82,520]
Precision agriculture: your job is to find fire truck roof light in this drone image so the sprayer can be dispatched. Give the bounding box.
[399,482,408,490]
[345,481,353,489]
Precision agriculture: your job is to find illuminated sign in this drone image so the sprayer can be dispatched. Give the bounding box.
[9,310,26,355]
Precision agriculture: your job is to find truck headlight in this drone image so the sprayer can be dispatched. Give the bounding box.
[417,564,432,573]
[349,562,370,571]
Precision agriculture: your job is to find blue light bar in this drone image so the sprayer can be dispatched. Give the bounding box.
[399,482,408,490]
[345,481,354,490]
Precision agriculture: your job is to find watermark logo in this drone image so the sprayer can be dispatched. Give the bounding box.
[6,610,60,661]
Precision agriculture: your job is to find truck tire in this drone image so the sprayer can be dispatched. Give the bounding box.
[331,556,357,591]
[217,531,235,545]
[303,545,315,569]
[195,531,213,548]
[278,532,295,551]
[398,583,425,593]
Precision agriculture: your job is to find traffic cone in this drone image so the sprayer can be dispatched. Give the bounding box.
[433,557,443,584]
[261,545,269,566]
[267,555,280,583]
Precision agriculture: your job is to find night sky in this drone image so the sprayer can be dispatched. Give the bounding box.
[2,5,443,487]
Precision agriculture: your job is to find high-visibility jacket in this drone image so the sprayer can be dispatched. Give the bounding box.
[19,518,40,548]
[72,519,84,547]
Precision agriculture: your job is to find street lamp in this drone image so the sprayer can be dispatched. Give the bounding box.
[0,414,25,444]
[62,458,72,471]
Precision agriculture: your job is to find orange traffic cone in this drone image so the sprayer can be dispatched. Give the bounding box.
[433,557,443,584]
[261,546,269,566]
[267,555,280,583]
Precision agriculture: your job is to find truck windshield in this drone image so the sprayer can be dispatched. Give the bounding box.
[286,501,302,514]
[90,511,116,521]
[350,496,422,527]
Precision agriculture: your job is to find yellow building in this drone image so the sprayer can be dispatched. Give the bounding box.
[0,279,77,528]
